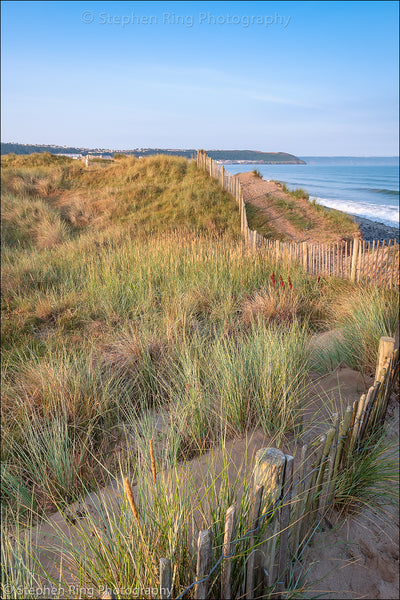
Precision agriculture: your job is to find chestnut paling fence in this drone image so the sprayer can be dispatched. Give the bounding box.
[119,337,400,600]
[196,150,399,289]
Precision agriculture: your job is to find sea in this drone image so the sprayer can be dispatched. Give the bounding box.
[224,157,399,229]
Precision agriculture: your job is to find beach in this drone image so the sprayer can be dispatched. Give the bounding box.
[352,215,399,242]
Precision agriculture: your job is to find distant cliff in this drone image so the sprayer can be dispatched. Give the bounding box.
[1,143,305,164]
[206,150,305,164]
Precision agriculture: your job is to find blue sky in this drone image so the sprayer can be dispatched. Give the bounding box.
[1,0,399,155]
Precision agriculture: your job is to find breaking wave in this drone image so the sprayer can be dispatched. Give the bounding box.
[314,197,399,228]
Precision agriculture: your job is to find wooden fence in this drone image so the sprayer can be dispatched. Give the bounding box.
[150,336,398,599]
[196,150,399,289]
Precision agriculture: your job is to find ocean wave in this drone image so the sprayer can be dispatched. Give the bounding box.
[314,197,399,228]
[370,188,400,196]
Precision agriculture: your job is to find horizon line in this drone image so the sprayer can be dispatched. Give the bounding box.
[1,141,399,159]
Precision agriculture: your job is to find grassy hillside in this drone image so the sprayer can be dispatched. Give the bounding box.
[1,153,398,598]
[1,153,241,243]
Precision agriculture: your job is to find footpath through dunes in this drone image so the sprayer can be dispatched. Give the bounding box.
[235,171,360,244]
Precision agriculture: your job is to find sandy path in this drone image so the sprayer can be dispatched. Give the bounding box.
[236,172,355,244]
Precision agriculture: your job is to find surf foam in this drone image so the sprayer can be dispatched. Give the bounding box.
[314,197,399,228]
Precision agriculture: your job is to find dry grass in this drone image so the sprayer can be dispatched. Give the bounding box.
[34,214,69,249]
[242,288,303,326]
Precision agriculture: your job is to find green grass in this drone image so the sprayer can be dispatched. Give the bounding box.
[275,198,314,231]
[312,284,399,375]
[310,198,359,235]
[333,431,399,513]
[245,203,286,240]
[281,183,309,201]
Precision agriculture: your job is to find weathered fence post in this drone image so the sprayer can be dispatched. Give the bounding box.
[350,237,360,282]
[245,485,264,599]
[378,348,399,425]
[300,434,326,543]
[195,529,213,600]
[291,443,309,556]
[302,242,308,272]
[222,505,236,600]
[160,558,172,600]
[358,385,378,443]
[253,448,286,591]
[311,427,336,514]
[277,455,294,592]
[349,393,367,452]
[329,405,353,502]
[375,336,395,383]
[323,413,339,507]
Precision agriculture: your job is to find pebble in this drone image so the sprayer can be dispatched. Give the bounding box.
[352,216,399,242]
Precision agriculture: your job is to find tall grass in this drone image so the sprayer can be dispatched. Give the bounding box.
[333,432,399,513]
[313,285,399,374]
[281,183,309,201]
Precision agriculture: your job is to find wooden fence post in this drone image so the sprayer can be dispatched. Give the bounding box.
[245,485,264,599]
[377,348,399,425]
[329,405,353,502]
[277,455,294,592]
[302,242,308,272]
[323,413,339,507]
[350,237,360,282]
[375,336,395,383]
[291,443,309,556]
[160,558,172,600]
[253,447,286,590]
[357,385,378,443]
[300,434,326,543]
[311,427,336,515]
[222,505,236,600]
[349,393,367,452]
[195,529,213,600]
